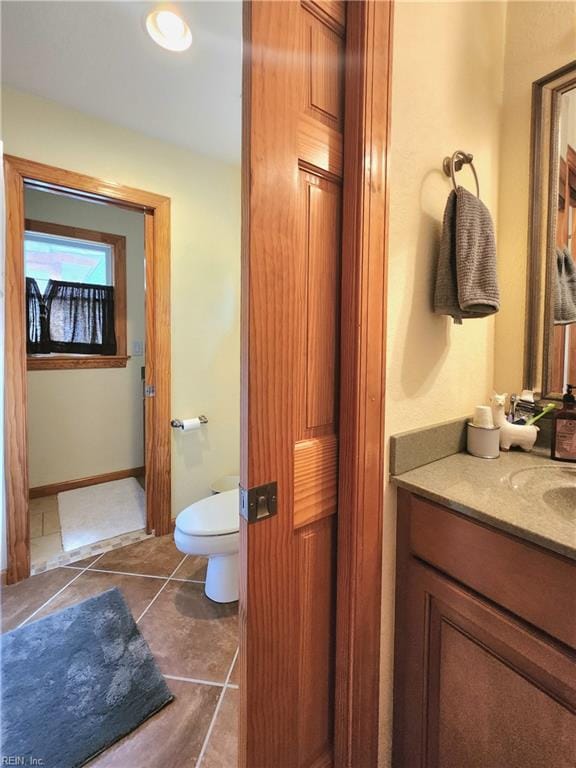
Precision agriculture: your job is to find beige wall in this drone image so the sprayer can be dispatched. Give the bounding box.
[380,3,507,764]
[25,189,145,487]
[495,1,576,395]
[2,87,241,513]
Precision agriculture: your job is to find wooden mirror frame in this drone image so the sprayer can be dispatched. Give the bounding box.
[525,60,576,400]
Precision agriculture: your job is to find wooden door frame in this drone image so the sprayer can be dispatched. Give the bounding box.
[334,3,392,766]
[4,155,171,584]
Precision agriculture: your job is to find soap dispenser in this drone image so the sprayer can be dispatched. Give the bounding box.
[551,384,576,462]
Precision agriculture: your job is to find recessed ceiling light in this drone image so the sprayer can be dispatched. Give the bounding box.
[146,9,192,52]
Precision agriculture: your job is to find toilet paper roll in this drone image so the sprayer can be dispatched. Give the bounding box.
[179,418,202,432]
[473,405,494,429]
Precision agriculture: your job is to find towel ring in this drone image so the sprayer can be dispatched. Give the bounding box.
[442,150,480,198]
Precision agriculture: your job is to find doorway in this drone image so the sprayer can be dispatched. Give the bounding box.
[4,155,172,584]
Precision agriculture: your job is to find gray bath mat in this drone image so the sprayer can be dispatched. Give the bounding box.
[1,588,173,768]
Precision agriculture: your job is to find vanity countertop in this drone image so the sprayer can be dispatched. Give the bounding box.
[392,449,576,561]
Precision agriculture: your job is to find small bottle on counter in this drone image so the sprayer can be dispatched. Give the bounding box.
[551,384,576,462]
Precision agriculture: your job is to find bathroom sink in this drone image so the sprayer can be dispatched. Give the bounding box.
[508,465,576,518]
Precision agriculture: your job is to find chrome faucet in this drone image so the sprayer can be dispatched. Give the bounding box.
[509,393,537,423]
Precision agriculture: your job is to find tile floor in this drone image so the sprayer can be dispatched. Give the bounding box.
[29,494,151,575]
[30,495,65,563]
[1,534,239,767]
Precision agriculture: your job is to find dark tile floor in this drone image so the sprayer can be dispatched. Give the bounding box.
[1,535,238,767]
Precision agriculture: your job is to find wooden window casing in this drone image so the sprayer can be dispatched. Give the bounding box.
[24,219,129,370]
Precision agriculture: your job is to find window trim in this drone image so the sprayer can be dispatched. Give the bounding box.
[24,219,129,370]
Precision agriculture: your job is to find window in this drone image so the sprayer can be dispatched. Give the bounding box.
[25,220,128,370]
[25,232,113,291]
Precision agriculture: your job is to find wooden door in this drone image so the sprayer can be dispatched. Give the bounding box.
[394,559,576,768]
[240,2,346,766]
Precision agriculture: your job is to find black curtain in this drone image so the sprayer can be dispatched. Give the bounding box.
[26,277,49,354]
[26,279,117,356]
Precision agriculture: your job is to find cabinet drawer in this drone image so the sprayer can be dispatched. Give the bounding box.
[401,490,576,648]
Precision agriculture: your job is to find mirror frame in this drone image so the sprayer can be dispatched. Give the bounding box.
[525,59,576,400]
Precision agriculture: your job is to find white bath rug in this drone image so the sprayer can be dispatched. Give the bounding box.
[58,478,146,552]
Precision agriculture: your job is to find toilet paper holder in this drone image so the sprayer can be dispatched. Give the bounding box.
[171,415,208,429]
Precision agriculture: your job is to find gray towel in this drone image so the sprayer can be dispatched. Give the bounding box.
[434,187,500,324]
[554,247,576,324]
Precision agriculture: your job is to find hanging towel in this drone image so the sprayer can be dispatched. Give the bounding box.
[434,186,500,324]
[554,247,576,324]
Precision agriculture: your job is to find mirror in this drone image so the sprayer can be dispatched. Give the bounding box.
[526,61,576,400]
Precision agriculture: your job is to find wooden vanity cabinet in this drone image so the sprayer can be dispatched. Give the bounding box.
[393,489,576,768]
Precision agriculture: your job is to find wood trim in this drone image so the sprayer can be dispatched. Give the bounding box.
[148,199,172,536]
[334,3,393,767]
[541,90,563,400]
[24,218,125,247]
[524,80,544,391]
[391,487,411,768]
[27,355,131,370]
[144,213,156,537]
[29,466,145,499]
[4,156,30,583]
[4,155,171,582]
[114,229,128,358]
[301,0,346,36]
[6,155,169,211]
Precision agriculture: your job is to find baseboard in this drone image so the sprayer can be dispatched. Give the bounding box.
[29,467,145,499]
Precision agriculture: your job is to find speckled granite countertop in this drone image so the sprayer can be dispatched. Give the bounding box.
[392,449,576,562]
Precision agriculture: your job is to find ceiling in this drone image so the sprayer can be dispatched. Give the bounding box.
[1,1,242,163]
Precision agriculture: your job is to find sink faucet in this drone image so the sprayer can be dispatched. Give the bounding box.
[509,393,537,423]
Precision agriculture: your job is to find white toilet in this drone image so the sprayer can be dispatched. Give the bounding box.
[174,488,239,603]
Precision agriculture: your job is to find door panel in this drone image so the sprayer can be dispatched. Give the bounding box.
[297,516,337,768]
[293,435,337,529]
[241,2,345,766]
[435,617,574,768]
[394,557,576,768]
[303,8,344,127]
[300,172,340,432]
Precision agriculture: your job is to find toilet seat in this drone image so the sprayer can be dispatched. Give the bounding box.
[176,488,239,537]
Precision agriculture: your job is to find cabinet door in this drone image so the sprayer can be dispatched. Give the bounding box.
[393,559,576,768]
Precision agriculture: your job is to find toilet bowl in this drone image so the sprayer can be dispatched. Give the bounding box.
[174,488,239,603]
